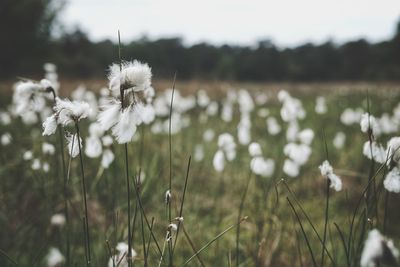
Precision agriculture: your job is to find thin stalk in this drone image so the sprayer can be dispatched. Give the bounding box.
[51,90,70,267]
[173,156,192,252]
[236,169,252,267]
[167,72,177,267]
[118,30,133,267]
[0,249,19,267]
[278,179,336,266]
[383,191,390,234]
[287,197,317,267]
[333,223,350,267]
[321,181,330,267]
[75,122,91,267]
[181,217,248,267]
[144,218,155,266]
[181,224,206,267]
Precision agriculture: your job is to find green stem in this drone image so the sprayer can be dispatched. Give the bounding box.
[75,122,91,267]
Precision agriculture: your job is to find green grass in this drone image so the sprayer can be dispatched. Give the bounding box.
[0,83,400,266]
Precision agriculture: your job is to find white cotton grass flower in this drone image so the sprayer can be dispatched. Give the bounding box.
[384,167,400,193]
[108,60,152,93]
[360,113,381,137]
[108,242,138,267]
[297,129,314,145]
[23,150,33,161]
[66,133,81,158]
[213,150,225,172]
[197,89,210,107]
[283,143,312,166]
[248,142,262,157]
[165,190,172,203]
[266,117,281,135]
[42,142,55,155]
[0,111,11,125]
[218,133,237,161]
[85,136,103,158]
[387,137,400,167]
[194,144,205,162]
[98,60,154,143]
[319,160,342,191]
[111,106,139,144]
[46,247,65,267]
[51,213,66,227]
[203,129,215,142]
[333,132,346,149]
[42,115,58,136]
[31,158,41,170]
[315,96,327,114]
[206,101,218,116]
[283,159,300,177]
[363,141,387,164]
[341,108,364,125]
[42,162,50,173]
[53,98,91,126]
[250,157,275,178]
[101,149,115,168]
[360,229,399,267]
[168,223,178,231]
[1,133,12,146]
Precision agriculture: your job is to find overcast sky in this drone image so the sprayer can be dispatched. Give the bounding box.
[60,0,400,47]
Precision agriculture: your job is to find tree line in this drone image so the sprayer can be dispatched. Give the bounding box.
[1,0,400,81]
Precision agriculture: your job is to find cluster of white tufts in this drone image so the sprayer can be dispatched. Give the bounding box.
[315,96,327,114]
[319,160,342,191]
[12,79,55,125]
[98,60,155,144]
[278,90,314,178]
[248,142,275,177]
[360,229,399,267]
[213,133,236,172]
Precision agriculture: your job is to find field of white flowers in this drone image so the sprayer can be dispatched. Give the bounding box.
[1,61,400,267]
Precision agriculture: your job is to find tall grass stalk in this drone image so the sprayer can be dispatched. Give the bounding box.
[167,73,176,267]
[173,156,192,252]
[181,217,248,267]
[287,197,317,267]
[117,31,134,267]
[50,89,70,267]
[236,169,252,267]
[75,122,91,266]
[321,129,330,267]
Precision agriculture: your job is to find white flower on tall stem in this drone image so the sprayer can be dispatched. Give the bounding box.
[97,60,154,144]
[319,160,342,191]
[108,242,137,267]
[42,98,91,136]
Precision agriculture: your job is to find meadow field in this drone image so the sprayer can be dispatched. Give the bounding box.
[1,63,400,267]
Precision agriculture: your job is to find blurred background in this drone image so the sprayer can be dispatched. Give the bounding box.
[1,0,400,81]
